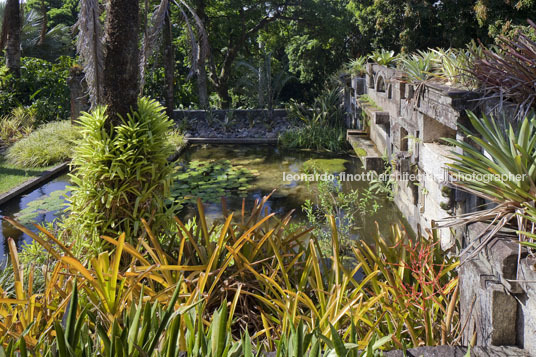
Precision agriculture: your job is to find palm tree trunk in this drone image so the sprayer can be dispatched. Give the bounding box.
[163,9,174,117]
[39,0,47,45]
[2,0,21,77]
[102,0,140,125]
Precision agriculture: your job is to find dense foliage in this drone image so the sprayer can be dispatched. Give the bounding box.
[1,196,459,354]
[279,87,349,152]
[64,98,176,250]
[0,56,72,122]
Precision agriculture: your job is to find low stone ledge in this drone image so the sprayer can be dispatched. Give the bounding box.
[0,162,69,206]
[185,137,278,145]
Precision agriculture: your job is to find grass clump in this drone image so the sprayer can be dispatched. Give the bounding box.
[6,121,81,168]
[0,107,36,146]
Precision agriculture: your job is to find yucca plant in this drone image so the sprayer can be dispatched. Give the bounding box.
[429,48,473,87]
[63,97,176,251]
[369,50,398,67]
[442,111,536,260]
[346,56,368,77]
[399,51,436,83]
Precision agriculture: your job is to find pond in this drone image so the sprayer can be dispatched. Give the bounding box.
[0,145,407,259]
[0,174,70,258]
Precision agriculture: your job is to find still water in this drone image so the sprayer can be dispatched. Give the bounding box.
[0,145,407,259]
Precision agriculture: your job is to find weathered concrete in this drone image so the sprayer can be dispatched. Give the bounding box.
[348,64,536,355]
[347,131,385,171]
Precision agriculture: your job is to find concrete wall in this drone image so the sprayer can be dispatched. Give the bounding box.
[353,63,479,249]
[352,64,536,355]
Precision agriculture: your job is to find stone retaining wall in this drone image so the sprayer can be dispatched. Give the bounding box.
[173,109,287,122]
[351,64,536,355]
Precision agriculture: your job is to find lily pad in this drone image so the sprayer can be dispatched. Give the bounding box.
[171,159,257,206]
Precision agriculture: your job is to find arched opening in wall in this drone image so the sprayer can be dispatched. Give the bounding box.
[400,127,409,151]
[376,75,386,93]
[388,84,392,99]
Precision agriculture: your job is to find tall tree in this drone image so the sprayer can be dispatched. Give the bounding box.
[102,0,140,123]
[163,8,174,116]
[0,0,21,76]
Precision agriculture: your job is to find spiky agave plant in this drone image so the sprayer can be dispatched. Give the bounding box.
[369,49,398,67]
[441,111,536,261]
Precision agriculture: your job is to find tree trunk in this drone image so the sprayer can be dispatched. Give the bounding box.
[215,81,230,108]
[102,0,140,125]
[197,65,209,108]
[3,0,21,77]
[163,10,174,118]
[195,0,209,108]
[39,0,47,45]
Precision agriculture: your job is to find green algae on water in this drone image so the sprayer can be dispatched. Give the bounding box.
[302,158,348,173]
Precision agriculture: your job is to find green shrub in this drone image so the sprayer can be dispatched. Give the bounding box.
[369,49,398,66]
[280,87,350,152]
[279,124,348,152]
[0,57,72,124]
[167,128,186,151]
[346,56,368,76]
[6,121,81,167]
[0,107,36,145]
[64,97,176,249]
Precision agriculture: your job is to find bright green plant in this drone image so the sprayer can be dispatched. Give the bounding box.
[399,51,436,83]
[6,121,81,167]
[369,50,398,67]
[346,56,368,76]
[442,111,536,259]
[167,129,186,152]
[429,48,472,86]
[63,97,176,250]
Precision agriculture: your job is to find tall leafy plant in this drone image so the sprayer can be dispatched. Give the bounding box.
[442,111,536,260]
[64,97,176,250]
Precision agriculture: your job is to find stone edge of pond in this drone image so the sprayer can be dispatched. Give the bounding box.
[0,162,70,206]
[185,137,278,145]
